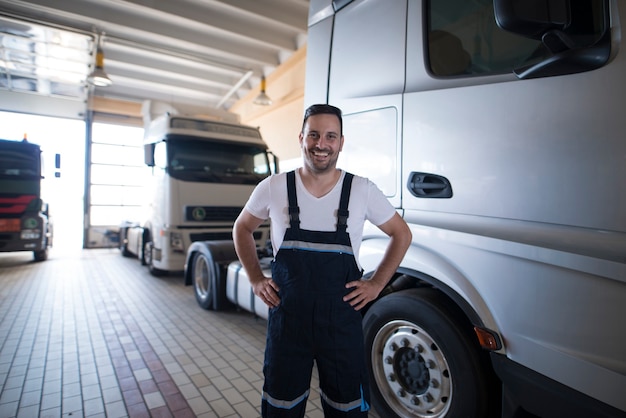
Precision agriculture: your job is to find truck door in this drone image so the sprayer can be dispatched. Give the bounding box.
[402,0,620,232]
[319,0,408,208]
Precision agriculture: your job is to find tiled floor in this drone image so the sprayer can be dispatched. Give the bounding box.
[0,247,349,418]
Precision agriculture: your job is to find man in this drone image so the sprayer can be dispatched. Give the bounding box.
[233,104,412,417]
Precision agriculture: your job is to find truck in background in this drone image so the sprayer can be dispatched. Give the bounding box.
[185,0,626,417]
[120,113,277,278]
[0,137,54,261]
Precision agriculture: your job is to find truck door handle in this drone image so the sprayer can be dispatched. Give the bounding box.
[407,172,453,198]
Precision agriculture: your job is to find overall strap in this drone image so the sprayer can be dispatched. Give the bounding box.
[337,172,354,232]
[286,170,300,228]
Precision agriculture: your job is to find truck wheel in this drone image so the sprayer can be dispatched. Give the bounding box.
[363,288,489,418]
[143,241,166,276]
[190,246,232,311]
[140,238,149,265]
[119,229,132,257]
[33,248,48,262]
[192,253,216,310]
[120,243,132,257]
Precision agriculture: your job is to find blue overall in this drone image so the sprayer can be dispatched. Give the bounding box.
[262,170,370,418]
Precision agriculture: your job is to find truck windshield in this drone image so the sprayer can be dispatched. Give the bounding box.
[0,149,40,179]
[166,137,270,185]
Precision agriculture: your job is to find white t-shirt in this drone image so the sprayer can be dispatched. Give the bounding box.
[244,169,396,264]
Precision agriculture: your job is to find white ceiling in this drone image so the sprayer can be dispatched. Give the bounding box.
[0,0,310,116]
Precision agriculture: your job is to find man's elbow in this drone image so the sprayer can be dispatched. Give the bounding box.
[232,215,245,242]
[390,218,412,252]
[399,225,412,251]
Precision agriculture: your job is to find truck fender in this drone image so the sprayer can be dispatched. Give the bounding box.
[184,240,237,284]
[360,236,502,349]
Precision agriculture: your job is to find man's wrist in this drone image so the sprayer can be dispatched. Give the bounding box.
[249,274,267,286]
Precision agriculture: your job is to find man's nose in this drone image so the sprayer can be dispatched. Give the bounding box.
[316,136,329,148]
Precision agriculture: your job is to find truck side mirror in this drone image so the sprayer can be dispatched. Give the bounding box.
[269,152,279,174]
[55,153,61,178]
[144,143,155,167]
[493,0,611,78]
[494,0,571,41]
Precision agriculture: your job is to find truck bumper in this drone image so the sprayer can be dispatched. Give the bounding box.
[491,353,626,418]
[152,247,186,273]
[0,234,46,253]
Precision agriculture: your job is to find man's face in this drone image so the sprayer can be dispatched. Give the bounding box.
[299,113,344,174]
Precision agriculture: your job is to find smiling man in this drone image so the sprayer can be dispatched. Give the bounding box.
[233,104,411,418]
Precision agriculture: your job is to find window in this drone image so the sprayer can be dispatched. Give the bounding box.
[0,147,39,179]
[89,123,146,227]
[154,142,167,169]
[427,0,609,78]
[165,136,270,185]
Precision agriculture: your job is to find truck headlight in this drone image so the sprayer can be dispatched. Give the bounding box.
[170,232,184,252]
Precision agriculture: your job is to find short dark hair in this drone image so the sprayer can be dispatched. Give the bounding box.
[301,104,343,136]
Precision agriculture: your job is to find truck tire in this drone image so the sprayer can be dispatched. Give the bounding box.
[120,243,132,257]
[363,288,489,418]
[33,234,49,261]
[192,253,219,310]
[190,241,236,311]
[119,228,132,257]
[140,236,149,265]
[33,248,48,262]
[143,241,166,276]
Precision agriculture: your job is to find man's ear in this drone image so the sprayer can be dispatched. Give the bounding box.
[339,135,344,151]
[298,132,304,146]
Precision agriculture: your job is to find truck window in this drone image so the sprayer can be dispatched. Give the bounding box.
[426,0,609,77]
[0,149,40,179]
[253,153,270,175]
[166,137,270,185]
[154,142,167,169]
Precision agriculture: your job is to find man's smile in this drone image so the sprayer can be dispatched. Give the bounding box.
[312,150,330,157]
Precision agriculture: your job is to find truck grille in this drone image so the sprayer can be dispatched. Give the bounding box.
[185,206,243,222]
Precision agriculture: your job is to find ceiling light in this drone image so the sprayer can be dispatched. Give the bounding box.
[87,36,112,87]
[253,75,272,106]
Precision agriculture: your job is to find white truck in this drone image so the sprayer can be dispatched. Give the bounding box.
[120,113,276,276]
[185,0,626,417]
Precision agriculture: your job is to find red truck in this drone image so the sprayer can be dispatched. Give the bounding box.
[0,138,53,261]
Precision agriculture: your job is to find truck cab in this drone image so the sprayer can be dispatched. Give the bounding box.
[303,0,626,417]
[121,114,276,276]
[0,138,53,261]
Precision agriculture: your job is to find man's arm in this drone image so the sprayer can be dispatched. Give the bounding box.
[233,209,281,308]
[344,212,412,310]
